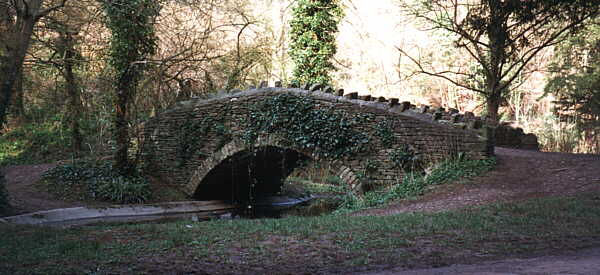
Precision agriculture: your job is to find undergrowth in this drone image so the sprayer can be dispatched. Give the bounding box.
[335,157,496,213]
[0,118,73,166]
[41,161,151,204]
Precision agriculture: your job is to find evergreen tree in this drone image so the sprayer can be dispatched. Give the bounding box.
[545,19,600,148]
[289,0,343,87]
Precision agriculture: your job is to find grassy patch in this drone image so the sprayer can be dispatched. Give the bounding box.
[1,193,598,274]
[336,158,496,213]
[0,119,73,166]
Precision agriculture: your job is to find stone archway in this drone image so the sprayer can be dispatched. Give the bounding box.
[141,87,489,199]
[184,135,359,202]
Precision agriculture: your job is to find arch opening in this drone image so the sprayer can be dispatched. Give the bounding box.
[193,146,311,204]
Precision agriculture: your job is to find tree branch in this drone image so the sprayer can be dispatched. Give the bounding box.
[397,46,485,94]
[36,0,67,20]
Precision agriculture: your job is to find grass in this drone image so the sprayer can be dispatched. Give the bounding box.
[1,192,598,274]
[335,158,497,213]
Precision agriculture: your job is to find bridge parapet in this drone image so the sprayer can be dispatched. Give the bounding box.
[140,86,490,199]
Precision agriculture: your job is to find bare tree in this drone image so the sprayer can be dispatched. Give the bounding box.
[399,0,600,122]
[0,0,67,129]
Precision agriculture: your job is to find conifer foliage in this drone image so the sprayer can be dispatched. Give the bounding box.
[289,0,343,86]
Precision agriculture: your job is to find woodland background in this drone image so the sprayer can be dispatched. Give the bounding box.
[1,0,598,170]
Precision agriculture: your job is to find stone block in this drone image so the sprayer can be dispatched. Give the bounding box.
[468,119,483,130]
[451,113,462,123]
[310,84,323,92]
[400,101,411,112]
[344,92,358,100]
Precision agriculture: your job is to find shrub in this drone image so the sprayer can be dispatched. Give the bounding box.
[41,161,151,204]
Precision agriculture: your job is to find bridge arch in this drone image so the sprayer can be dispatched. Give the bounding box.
[185,135,358,202]
[140,87,489,200]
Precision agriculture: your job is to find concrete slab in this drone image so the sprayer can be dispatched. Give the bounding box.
[0,201,236,227]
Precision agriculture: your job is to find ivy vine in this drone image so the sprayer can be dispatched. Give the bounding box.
[289,0,344,86]
[101,0,160,173]
[243,94,370,159]
[390,145,422,172]
[375,119,396,147]
[177,113,232,167]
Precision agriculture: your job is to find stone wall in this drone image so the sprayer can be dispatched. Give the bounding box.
[494,122,540,150]
[140,87,490,197]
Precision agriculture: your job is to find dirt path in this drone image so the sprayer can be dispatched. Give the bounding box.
[361,247,600,275]
[353,147,600,275]
[355,147,600,216]
[2,163,87,215]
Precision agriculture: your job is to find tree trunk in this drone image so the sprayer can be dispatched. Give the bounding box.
[114,73,134,174]
[0,58,19,128]
[11,71,25,118]
[486,92,501,122]
[0,0,44,128]
[63,31,82,153]
[484,0,506,124]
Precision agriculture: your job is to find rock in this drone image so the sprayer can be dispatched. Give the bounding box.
[400,101,411,112]
[344,92,358,99]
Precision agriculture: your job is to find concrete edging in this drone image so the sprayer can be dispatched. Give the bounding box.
[0,201,236,227]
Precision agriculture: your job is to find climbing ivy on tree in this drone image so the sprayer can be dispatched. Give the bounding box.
[100,0,160,173]
[289,0,343,86]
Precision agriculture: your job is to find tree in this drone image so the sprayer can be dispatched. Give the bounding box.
[399,0,600,122]
[0,0,67,129]
[289,0,343,86]
[100,0,160,173]
[31,5,90,153]
[545,18,600,152]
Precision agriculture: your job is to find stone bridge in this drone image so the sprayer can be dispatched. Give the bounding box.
[140,86,491,203]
